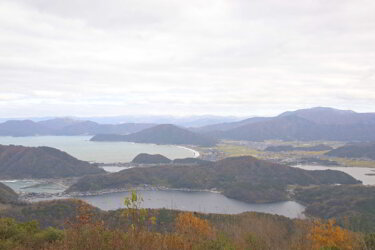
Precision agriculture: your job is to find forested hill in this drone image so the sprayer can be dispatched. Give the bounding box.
[0,145,104,179]
[209,115,375,141]
[91,124,217,147]
[131,153,172,164]
[0,182,18,204]
[294,185,375,232]
[67,156,360,203]
[325,143,375,160]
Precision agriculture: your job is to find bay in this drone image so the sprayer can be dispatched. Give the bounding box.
[0,136,196,163]
[292,165,375,185]
[25,189,305,219]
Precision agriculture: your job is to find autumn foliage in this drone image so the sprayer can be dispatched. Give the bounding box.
[308,219,361,250]
[0,195,373,250]
[176,212,214,239]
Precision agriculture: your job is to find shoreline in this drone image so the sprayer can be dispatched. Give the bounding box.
[176,146,200,158]
[95,145,201,167]
[91,140,201,159]
[17,187,306,219]
[69,186,221,197]
[18,186,222,202]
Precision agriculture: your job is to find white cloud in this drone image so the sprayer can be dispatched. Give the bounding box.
[0,0,374,117]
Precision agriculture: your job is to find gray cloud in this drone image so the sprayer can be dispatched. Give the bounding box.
[0,0,374,117]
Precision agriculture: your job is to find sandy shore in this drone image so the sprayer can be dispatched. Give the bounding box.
[176,146,200,158]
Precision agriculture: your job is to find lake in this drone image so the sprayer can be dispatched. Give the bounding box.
[79,190,305,218]
[292,165,375,185]
[19,188,305,219]
[1,179,306,218]
[0,136,197,163]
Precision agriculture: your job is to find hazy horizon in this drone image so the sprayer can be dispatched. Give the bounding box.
[1,0,375,117]
[1,106,374,124]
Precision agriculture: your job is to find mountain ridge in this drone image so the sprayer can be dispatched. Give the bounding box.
[91,124,218,147]
[199,107,375,142]
[0,118,155,137]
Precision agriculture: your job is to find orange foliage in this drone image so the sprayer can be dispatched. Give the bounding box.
[308,219,358,250]
[6,200,368,250]
[73,201,96,225]
[176,212,214,239]
[174,212,217,249]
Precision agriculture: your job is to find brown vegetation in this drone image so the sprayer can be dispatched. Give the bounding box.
[0,192,372,250]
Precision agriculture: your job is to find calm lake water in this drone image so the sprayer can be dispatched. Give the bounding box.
[23,189,304,218]
[292,165,375,185]
[0,179,306,218]
[0,136,196,163]
[79,190,305,218]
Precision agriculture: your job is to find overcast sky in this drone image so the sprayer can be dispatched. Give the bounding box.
[0,0,375,118]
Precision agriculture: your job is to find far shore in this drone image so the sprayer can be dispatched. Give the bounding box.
[18,186,222,203]
[176,146,200,158]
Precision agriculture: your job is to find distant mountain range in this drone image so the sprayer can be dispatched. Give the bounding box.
[197,107,375,142]
[64,115,242,127]
[0,115,242,128]
[0,118,155,136]
[0,145,104,179]
[2,107,375,143]
[279,107,375,125]
[91,124,218,147]
[191,117,272,133]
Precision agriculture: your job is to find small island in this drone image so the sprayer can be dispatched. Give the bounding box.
[131,153,172,164]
